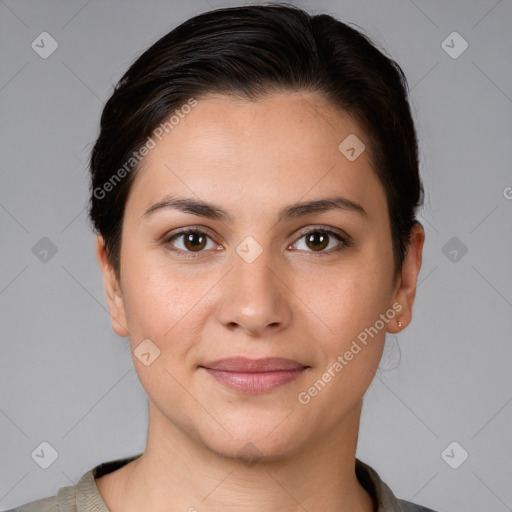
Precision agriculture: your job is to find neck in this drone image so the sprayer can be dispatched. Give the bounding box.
[98,401,374,512]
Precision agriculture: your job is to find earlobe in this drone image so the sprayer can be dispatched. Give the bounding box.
[388,222,425,334]
[96,235,129,337]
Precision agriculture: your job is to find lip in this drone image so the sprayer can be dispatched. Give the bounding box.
[202,357,306,372]
[200,357,309,394]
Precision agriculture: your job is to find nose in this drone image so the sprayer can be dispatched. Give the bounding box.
[215,242,293,337]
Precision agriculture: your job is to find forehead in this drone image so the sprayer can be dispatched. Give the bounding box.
[125,91,387,221]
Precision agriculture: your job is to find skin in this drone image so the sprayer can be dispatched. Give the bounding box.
[95,91,425,512]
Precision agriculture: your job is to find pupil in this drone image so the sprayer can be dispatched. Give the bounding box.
[308,232,328,251]
[185,232,205,251]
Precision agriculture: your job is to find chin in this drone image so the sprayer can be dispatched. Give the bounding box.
[190,413,309,464]
[206,435,302,465]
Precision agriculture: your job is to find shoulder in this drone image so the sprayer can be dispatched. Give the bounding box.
[2,495,59,511]
[355,458,440,512]
[3,469,79,512]
[2,481,78,512]
[397,498,440,512]
[4,453,143,512]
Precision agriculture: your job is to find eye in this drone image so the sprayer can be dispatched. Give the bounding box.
[164,229,220,258]
[164,226,351,259]
[290,227,351,255]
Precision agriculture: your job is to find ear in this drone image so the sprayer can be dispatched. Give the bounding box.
[96,234,129,337]
[387,222,425,333]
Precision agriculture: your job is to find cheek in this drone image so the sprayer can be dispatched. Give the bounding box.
[121,243,187,329]
[300,251,393,397]
[121,248,220,367]
[309,261,392,338]
[122,267,200,403]
[296,271,389,416]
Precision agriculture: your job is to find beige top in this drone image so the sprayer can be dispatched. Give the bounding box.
[6,453,438,512]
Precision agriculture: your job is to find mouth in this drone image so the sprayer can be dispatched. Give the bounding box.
[199,357,309,394]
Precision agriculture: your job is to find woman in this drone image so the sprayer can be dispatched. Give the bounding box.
[9,3,437,511]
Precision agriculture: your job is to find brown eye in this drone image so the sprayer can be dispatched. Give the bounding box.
[165,229,217,257]
[182,231,207,251]
[291,228,350,255]
[305,231,330,251]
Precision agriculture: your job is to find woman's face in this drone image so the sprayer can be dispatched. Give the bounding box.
[98,91,423,460]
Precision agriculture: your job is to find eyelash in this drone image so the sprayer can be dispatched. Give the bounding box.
[163,226,352,259]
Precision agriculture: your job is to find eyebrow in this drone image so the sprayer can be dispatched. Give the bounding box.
[142,194,367,222]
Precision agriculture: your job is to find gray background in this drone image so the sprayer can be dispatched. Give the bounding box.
[1,0,511,511]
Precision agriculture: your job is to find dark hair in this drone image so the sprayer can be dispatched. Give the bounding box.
[88,2,424,283]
